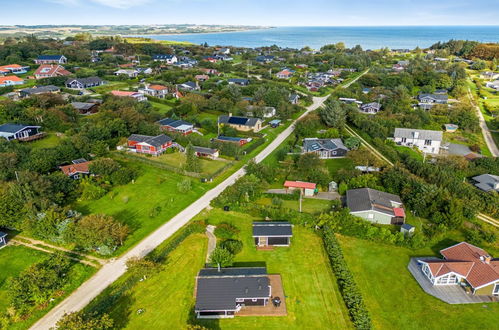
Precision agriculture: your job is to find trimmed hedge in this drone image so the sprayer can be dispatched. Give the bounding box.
[322,226,372,329]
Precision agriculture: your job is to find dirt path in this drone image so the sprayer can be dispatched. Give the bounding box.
[467,86,499,157]
[205,225,217,263]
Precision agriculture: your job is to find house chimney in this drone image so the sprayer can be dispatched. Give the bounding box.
[229,112,233,117]
[484,256,491,264]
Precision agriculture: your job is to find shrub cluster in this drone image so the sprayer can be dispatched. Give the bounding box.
[322,226,372,329]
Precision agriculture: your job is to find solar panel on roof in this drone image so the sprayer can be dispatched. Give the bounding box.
[227,117,248,125]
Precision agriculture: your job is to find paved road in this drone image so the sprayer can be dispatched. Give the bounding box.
[30,94,330,330]
[467,87,499,157]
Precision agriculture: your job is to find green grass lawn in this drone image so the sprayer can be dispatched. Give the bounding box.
[0,245,96,330]
[28,132,62,149]
[141,152,230,177]
[91,82,131,94]
[75,161,211,255]
[86,209,352,329]
[325,158,354,177]
[150,101,172,115]
[338,236,499,330]
[256,196,332,214]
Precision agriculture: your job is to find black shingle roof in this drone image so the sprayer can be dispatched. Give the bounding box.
[253,222,293,237]
[346,188,402,216]
[196,267,270,311]
[0,123,39,133]
[128,134,172,148]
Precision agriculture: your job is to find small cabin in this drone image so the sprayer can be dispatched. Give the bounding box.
[253,222,293,247]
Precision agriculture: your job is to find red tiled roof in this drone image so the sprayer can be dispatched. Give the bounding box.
[34,64,70,78]
[0,75,24,84]
[284,181,316,190]
[426,260,474,277]
[111,90,137,97]
[431,242,499,288]
[149,84,168,91]
[0,64,23,73]
[60,162,91,176]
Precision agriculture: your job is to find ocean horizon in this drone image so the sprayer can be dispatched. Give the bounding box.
[135,26,499,50]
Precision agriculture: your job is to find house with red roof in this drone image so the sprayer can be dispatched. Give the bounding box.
[418,242,499,296]
[59,159,92,180]
[127,134,173,156]
[110,90,147,102]
[0,64,29,75]
[276,68,295,79]
[284,181,317,197]
[0,75,24,87]
[138,84,169,99]
[34,64,71,79]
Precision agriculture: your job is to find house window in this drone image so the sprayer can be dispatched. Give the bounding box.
[236,298,244,302]
[493,284,499,296]
[252,299,257,302]
[424,139,432,146]
[401,137,407,143]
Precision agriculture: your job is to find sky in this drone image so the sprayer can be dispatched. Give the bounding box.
[2,0,499,26]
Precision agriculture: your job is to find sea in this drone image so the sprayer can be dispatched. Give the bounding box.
[136,26,499,50]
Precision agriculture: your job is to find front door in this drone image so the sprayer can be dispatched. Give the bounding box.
[259,237,267,246]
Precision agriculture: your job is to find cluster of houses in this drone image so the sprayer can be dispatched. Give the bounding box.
[304,71,340,92]
[339,97,383,114]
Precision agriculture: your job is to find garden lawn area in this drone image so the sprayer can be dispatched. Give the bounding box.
[149,152,230,176]
[28,132,61,149]
[84,209,352,329]
[325,158,354,177]
[338,236,499,330]
[150,101,172,115]
[197,209,352,329]
[0,245,96,330]
[91,82,131,94]
[256,196,332,214]
[75,161,210,255]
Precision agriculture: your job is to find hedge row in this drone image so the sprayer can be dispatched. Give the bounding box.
[322,226,372,329]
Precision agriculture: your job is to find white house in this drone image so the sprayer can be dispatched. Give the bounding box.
[393,128,443,154]
[153,54,178,64]
[114,69,139,78]
[485,80,499,90]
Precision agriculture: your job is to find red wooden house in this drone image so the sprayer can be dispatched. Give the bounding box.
[127,134,173,156]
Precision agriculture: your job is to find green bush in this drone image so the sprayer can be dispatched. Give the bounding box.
[220,239,243,255]
[322,226,372,329]
[214,222,240,239]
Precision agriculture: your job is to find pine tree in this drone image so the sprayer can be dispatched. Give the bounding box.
[184,143,201,173]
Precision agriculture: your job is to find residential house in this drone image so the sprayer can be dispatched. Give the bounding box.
[485,80,499,90]
[174,56,198,68]
[136,67,153,75]
[359,102,382,114]
[139,84,169,98]
[346,188,406,225]
[472,174,499,192]
[65,77,104,89]
[481,71,499,80]
[0,75,24,87]
[35,55,67,64]
[152,54,178,64]
[417,93,448,110]
[302,138,348,159]
[110,90,147,102]
[34,64,71,79]
[362,88,371,94]
[218,115,263,132]
[255,55,275,64]
[59,159,92,180]
[19,85,60,98]
[417,242,499,296]
[269,119,281,128]
[276,68,294,79]
[228,78,250,86]
[114,69,139,78]
[253,222,293,247]
[217,47,231,55]
[195,74,210,82]
[194,146,219,159]
[213,136,250,146]
[246,105,276,118]
[71,102,99,115]
[0,123,43,141]
[178,81,199,91]
[0,232,7,248]
[393,128,443,154]
[158,118,194,135]
[284,181,316,197]
[288,94,300,105]
[339,97,363,106]
[200,68,220,76]
[195,267,272,318]
[127,134,173,156]
[0,64,29,75]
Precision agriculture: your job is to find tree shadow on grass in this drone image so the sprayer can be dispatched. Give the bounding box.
[232,261,267,268]
[430,237,460,255]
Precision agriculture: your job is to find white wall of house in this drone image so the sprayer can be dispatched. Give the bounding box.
[350,210,393,225]
[394,136,441,154]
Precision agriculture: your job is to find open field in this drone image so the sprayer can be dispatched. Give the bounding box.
[85,209,352,329]
[28,132,62,149]
[75,161,210,255]
[256,196,332,214]
[338,235,499,330]
[0,245,96,330]
[325,157,354,177]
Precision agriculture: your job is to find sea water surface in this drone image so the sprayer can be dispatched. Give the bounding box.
[138,26,499,49]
